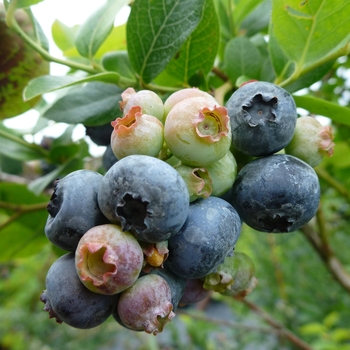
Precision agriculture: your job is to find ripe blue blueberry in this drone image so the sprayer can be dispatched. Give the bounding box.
[40,253,118,329]
[165,196,241,279]
[85,123,113,146]
[229,154,320,233]
[98,155,190,243]
[226,81,297,156]
[45,170,110,251]
[102,145,118,172]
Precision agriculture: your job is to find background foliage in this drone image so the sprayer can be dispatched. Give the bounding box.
[1,0,350,349]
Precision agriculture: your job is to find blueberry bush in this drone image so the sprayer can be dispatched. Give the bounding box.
[1,0,350,349]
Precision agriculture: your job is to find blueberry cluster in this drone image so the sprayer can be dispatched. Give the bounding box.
[41,82,329,334]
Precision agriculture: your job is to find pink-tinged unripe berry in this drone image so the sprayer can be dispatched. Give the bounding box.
[285,116,335,167]
[179,278,210,305]
[75,224,143,295]
[117,274,175,335]
[206,150,237,196]
[163,88,217,118]
[120,87,165,123]
[164,97,232,167]
[110,105,164,159]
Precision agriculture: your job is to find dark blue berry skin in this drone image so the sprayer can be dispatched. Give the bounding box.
[40,253,118,329]
[45,170,110,251]
[85,123,114,146]
[229,154,320,233]
[226,81,297,156]
[98,155,190,243]
[102,145,118,172]
[165,196,241,279]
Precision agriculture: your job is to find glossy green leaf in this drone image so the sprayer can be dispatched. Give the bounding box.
[23,73,120,101]
[293,95,350,126]
[164,0,219,85]
[127,0,205,83]
[43,82,122,126]
[224,36,262,86]
[271,0,350,69]
[75,0,130,59]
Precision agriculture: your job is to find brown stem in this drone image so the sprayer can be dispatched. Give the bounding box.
[235,297,314,350]
[300,223,350,293]
[0,201,48,212]
[212,67,229,82]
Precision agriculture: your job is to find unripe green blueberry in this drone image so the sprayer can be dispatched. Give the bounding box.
[173,162,212,202]
[218,252,258,298]
[206,150,237,196]
[110,105,164,159]
[164,97,232,167]
[285,116,335,167]
[75,224,143,295]
[163,88,217,118]
[120,87,165,123]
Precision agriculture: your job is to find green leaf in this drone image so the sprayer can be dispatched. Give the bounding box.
[29,141,89,195]
[27,9,50,51]
[95,24,127,59]
[284,60,335,93]
[268,23,295,80]
[102,51,136,82]
[27,162,66,195]
[232,0,264,28]
[299,322,326,336]
[292,95,350,126]
[164,0,219,85]
[51,19,78,52]
[0,183,49,262]
[271,0,350,69]
[127,0,205,84]
[43,82,122,126]
[223,36,262,86]
[240,0,271,37]
[12,0,44,8]
[23,73,120,101]
[321,141,350,169]
[323,311,340,329]
[0,125,47,161]
[75,0,130,59]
